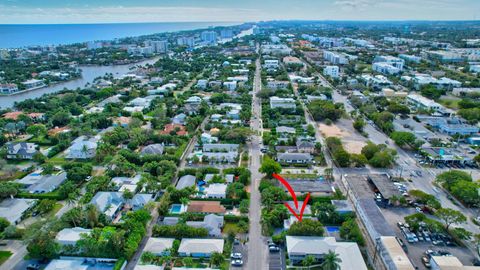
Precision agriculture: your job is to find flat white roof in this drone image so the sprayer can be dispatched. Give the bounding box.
[380,236,415,270]
[286,236,367,270]
[178,238,224,254]
[144,237,175,254]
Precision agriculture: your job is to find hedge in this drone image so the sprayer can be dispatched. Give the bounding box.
[16,191,64,200]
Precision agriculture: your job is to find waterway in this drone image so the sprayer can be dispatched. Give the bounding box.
[0,57,159,109]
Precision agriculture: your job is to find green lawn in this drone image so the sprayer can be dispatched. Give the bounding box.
[47,203,64,217]
[0,250,13,265]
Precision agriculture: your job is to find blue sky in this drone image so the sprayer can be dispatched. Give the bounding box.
[1,0,479,24]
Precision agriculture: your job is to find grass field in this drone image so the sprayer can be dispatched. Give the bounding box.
[0,250,13,265]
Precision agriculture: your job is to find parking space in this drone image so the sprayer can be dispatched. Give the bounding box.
[268,249,284,270]
[230,240,247,270]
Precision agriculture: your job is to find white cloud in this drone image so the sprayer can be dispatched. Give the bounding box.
[0,5,264,24]
[333,0,381,10]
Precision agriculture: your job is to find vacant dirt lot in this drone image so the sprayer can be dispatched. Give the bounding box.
[319,120,368,154]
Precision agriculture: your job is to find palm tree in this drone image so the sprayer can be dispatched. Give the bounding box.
[302,255,316,269]
[66,190,79,206]
[322,250,342,270]
[180,197,190,208]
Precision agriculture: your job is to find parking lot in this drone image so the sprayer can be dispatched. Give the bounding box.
[382,208,477,270]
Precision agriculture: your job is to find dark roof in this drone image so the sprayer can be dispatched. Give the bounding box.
[357,199,396,238]
[284,180,333,193]
[367,175,401,199]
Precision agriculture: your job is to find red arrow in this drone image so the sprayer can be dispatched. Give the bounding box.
[272,173,311,222]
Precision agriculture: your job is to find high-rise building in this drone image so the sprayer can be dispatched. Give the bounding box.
[220,29,234,39]
[147,40,169,53]
[201,31,218,44]
[177,36,195,47]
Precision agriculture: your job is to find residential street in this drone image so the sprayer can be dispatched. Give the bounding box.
[245,57,269,270]
[0,240,27,270]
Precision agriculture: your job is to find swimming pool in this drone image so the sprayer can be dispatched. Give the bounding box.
[30,173,41,176]
[326,226,340,233]
[170,204,182,214]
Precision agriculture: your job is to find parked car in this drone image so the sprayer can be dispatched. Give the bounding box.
[27,265,41,270]
[422,256,431,268]
[231,259,243,266]
[231,252,242,260]
[396,237,407,252]
[268,243,280,252]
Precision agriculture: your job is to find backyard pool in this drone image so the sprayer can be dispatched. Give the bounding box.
[326,226,340,233]
[169,204,186,214]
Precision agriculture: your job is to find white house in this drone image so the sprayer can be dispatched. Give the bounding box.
[204,183,227,199]
[186,214,224,237]
[196,79,208,89]
[178,238,224,258]
[66,136,98,159]
[55,227,92,246]
[286,236,367,269]
[0,198,37,224]
[144,237,175,256]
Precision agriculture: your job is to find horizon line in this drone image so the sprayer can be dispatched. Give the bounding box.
[1,19,480,26]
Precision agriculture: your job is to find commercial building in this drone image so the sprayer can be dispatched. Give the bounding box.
[261,44,292,55]
[277,152,313,165]
[266,80,290,90]
[269,96,296,109]
[377,236,415,270]
[323,51,349,65]
[323,65,340,78]
[372,62,401,75]
[264,59,280,69]
[373,55,405,70]
[399,54,422,63]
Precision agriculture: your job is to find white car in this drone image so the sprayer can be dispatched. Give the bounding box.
[231,252,242,259]
[231,259,243,266]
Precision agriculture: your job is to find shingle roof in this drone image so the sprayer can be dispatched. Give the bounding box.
[187,201,226,214]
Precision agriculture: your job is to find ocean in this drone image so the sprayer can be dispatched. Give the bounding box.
[0,22,238,48]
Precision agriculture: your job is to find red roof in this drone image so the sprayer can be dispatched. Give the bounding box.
[160,123,188,136]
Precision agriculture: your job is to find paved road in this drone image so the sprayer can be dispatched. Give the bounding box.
[246,56,268,270]
[0,240,27,270]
